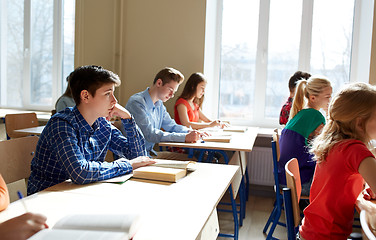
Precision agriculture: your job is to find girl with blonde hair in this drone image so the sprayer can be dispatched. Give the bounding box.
[300,82,376,239]
[278,76,332,195]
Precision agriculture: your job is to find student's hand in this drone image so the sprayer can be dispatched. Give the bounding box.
[185,130,201,143]
[129,156,156,170]
[219,121,229,129]
[199,131,210,138]
[209,120,221,128]
[0,212,47,240]
[363,187,376,200]
[107,103,132,121]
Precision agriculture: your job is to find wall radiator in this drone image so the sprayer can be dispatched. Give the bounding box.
[246,147,274,186]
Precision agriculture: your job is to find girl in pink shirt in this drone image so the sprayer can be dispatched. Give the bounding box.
[174,73,226,130]
[300,82,376,240]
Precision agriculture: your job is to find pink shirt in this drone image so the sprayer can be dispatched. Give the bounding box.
[174,98,199,125]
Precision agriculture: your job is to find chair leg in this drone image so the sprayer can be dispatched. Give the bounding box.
[263,201,278,233]
[263,194,286,240]
[240,177,246,221]
[197,149,205,162]
[245,166,250,201]
[218,185,239,240]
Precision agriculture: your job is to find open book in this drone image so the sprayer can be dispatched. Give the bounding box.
[223,126,248,133]
[28,214,140,240]
[132,160,196,183]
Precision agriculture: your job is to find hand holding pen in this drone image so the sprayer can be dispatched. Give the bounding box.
[0,192,48,240]
[17,191,49,229]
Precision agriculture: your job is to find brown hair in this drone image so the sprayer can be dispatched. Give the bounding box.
[178,72,207,108]
[153,67,184,85]
[311,82,376,163]
[288,71,311,92]
[68,65,120,105]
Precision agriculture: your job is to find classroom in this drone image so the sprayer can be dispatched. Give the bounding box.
[1,1,376,240]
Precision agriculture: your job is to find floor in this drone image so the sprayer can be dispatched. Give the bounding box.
[217,187,288,240]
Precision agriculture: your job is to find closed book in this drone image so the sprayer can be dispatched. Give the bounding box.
[133,166,187,182]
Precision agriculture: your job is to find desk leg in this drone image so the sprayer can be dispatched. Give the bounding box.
[196,209,219,240]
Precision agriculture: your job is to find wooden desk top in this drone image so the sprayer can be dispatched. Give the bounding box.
[13,125,45,135]
[0,162,239,240]
[159,127,259,152]
[0,108,51,121]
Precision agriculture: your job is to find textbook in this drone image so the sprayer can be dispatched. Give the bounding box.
[132,160,196,182]
[99,173,133,183]
[28,214,140,240]
[223,126,248,133]
[202,135,232,143]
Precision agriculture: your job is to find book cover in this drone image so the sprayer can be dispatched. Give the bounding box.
[132,166,187,183]
[28,214,140,240]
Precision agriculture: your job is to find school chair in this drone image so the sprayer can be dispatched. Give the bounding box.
[283,158,303,239]
[0,136,38,201]
[5,112,39,139]
[360,210,376,240]
[263,140,286,240]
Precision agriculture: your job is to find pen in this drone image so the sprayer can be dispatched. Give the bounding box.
[17,191,28,212]
[17,191,49,229]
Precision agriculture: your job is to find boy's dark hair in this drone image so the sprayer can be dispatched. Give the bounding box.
[153,67,184,85]
[68,65,120,105]
[288,71,311,92]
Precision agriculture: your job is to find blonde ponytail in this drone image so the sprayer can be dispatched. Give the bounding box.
[289,76,331,121]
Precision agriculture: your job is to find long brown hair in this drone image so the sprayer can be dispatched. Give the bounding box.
[178,73,207,108]
[311,82,376,163]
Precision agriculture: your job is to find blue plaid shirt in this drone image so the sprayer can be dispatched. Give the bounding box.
[27,107,147,195]
[125,88,189,156]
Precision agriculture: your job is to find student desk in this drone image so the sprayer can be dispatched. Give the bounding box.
[0,162,239,240]
[13,125,45,136]
[158,127,258,179]
[159,127,258,155]
[0,108,51,122]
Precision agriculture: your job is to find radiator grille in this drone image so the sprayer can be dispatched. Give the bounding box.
[247,147,274,186]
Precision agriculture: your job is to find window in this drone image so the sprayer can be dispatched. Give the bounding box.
[205,0,373,128]
[0,0,75,110]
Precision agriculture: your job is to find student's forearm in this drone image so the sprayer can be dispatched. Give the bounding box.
[66,160,132,184]
[120,118,147,158]
[181,121,210,130]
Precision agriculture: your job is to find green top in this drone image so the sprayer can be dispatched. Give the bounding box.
[285,108,325,145]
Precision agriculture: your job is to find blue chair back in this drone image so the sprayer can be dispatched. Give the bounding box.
[282,188,297,240]
[272,141,282,206]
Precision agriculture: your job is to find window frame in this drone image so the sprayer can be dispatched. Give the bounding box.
[0,0,68,111]
[203,0,374,128]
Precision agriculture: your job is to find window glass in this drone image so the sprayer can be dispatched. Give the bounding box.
[62,0,75,91]
[311,0,354,91]
[5,0,24,107]
[30,0,54,106]
[219,0,259,119]
[0,0,75,109]
[265,0,302,119]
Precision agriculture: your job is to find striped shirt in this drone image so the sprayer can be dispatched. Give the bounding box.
[27,106,147,195]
